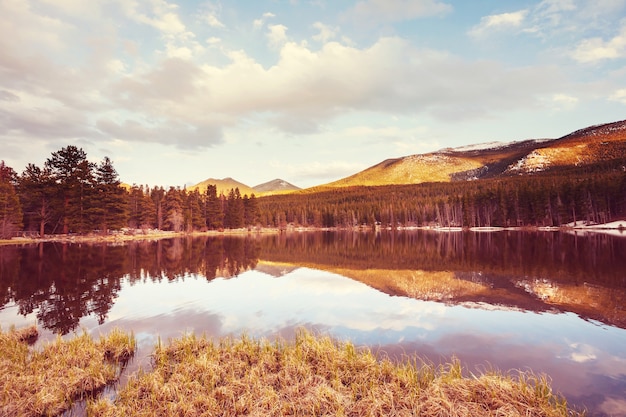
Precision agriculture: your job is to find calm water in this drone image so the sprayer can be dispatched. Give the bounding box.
[1,230,625,416]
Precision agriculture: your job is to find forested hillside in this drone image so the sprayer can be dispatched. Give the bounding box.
[257,161,626,228]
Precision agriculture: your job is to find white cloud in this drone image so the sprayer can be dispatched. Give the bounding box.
[270,160,368,182]
[609,88,626,104]
[346,0,452,24]
[206,36,221,45]
[571,24,626,63]
[535,0,576,22]
[469,10,528,37]
[267,24,289,47]
[0,0,570,155]
[312,22,337,43]
[204,13,224,28]
[253,12,276,29]
[125,0,187,36]
[550,93,579,110]
[105,36,565,144]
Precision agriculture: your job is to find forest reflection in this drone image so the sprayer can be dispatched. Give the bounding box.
[0,230,624,335]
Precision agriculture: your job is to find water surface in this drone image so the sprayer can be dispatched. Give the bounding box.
[1,231,625,416]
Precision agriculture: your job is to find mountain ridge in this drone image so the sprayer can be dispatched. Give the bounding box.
[183,119,626,195]
[316,119,626,189]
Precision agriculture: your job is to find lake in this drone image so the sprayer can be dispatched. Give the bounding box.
[1,230,625,416]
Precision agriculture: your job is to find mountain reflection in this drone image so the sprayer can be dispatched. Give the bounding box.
[0,231,624,334]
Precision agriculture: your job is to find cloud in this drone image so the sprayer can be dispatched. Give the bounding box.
[204,13,224,28]
[312,22,338,43]
[534,0,577,25]
[267,24,289,47]
[270,160,368,182]
[551,93,579,110]
[345,0,452,24]
[95,118,224,149]
[571,24,626,63]
[469,10,528,37]
[0,0,567,153]
[253,12,276,29]
[0,90,20,102]
[125,0,187,36]
[609,88,626,104]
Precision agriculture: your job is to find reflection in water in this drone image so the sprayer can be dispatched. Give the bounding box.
[0,237,260,334]
[0,231,625,416]
[1,231,625,333]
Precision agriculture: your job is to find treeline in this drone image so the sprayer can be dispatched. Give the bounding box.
[0,146,259,238]
[2,145,625,238]
[257,165,626,229]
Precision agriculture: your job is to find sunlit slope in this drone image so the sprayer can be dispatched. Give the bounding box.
[322,154,484,187]
[505,119,626,174]
[317,119,626,188]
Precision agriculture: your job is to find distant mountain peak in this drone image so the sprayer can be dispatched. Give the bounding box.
[253,179,301,194]
[188,177,256,196]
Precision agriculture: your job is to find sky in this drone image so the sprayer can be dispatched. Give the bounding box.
[2,0,626,189]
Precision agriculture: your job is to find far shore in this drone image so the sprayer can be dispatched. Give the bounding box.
[1,220,624,246]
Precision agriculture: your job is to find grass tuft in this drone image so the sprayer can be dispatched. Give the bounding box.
[0,326,135,417]
[87,329,581,417]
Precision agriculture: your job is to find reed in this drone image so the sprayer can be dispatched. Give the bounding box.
[0,326,135,417]
[88,329,580,417]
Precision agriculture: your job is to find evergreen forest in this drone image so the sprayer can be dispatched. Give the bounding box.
[1,145,625,238]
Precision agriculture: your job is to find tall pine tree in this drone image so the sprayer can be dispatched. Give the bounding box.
[45,146,95,234]
[18,164,55,236]
[204,185,224,230]
[0,161,23,238]
[92,157,129,232]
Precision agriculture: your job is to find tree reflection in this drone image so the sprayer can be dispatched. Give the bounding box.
[0,236,260,334]
[0,231,624,334]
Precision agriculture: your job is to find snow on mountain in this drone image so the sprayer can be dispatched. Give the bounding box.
[253,179,301,194]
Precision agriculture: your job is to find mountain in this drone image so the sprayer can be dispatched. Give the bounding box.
[188,177,257,196]
[188,177,300,196]
[253,179,301,194]
[319,119,626,188]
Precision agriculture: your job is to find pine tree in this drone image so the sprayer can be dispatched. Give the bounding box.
[45,146,95,234]
[163,187,184,231]
[18,164,55,236]
[150,186,166,230]
[204,185,224,230]
[92,157,129,232]
[224,188,244,229]
[0,161,23,238]
[129,185,156,230]
[185,189,205,231]
[243,193,259,227]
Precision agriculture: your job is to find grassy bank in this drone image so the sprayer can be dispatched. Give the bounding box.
[89,330,580,417]
[1,326,581,416]
[0,326,135,417]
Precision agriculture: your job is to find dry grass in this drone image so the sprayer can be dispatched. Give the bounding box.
[88,330,579,417]
[0,326,135,417]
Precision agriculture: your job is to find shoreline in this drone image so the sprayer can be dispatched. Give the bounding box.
[1,221,624,246]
